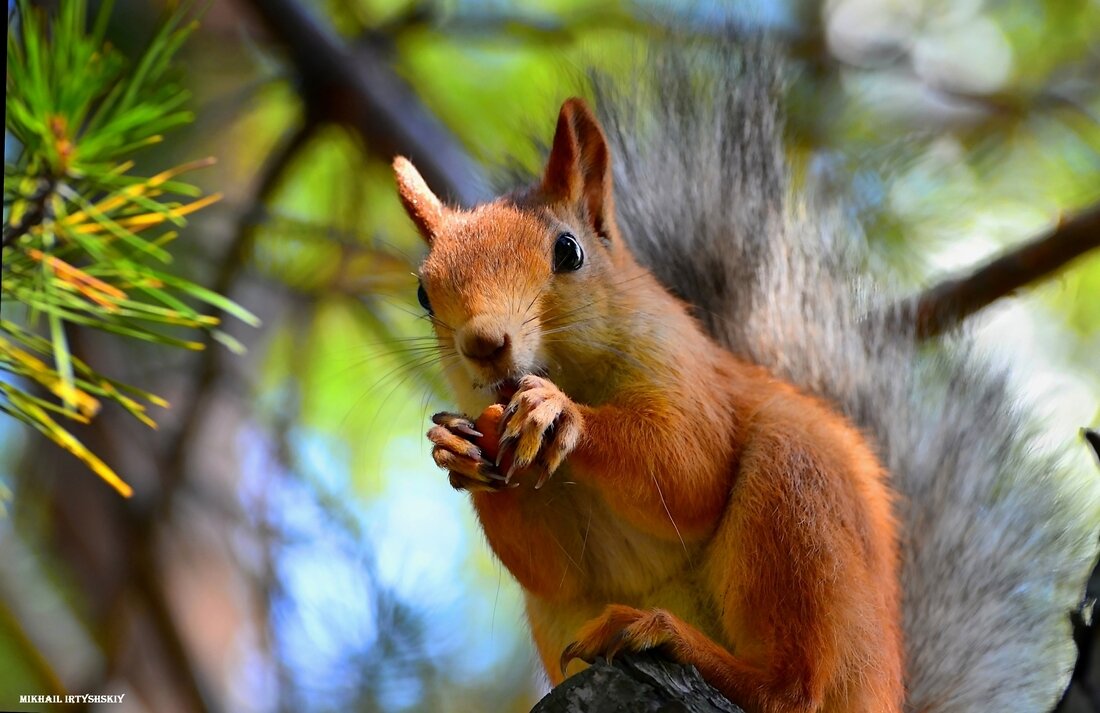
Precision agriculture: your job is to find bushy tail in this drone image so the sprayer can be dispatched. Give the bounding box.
[592,38,1100,712]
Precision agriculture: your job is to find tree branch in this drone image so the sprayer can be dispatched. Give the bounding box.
[888,203,1100,339]
[376,4,650,44]
[158,121,315,496]
[531,655,745,713]
[238,0,487,206]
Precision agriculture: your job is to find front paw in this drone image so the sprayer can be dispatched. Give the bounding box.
[498,375,584,488]
[428,412,506,492]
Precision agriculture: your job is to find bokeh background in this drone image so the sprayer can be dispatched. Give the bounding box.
[2,0,1099,712]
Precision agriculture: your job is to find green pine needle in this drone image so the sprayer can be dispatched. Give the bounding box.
[2,0,254,497]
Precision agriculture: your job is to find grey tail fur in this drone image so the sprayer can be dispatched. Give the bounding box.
[587,38,1100,712]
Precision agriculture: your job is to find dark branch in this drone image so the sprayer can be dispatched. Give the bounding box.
[158,121,314,504]
[890,203,1100,339]
[531,655,745,713]
[238,0,487,206]
[377,4,649,44]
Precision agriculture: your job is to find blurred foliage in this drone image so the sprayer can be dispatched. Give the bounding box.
[2,0,256,496]
[1,0,1099,712]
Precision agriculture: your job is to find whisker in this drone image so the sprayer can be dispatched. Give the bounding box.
[536,273,653,329]
[541,335,650,373]
[374,294,431,320]
[652,473,689,561]
[324,341,455,382]
[427,313,456,333]
[520,278,553,326]
[341,351,456,424]
[348,353,462,439]
[577,502,594,570]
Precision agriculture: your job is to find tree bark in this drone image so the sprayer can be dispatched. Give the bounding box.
[531,655,745,713]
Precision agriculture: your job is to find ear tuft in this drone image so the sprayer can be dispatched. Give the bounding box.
[542,98,615,242]
[394,156,445,244]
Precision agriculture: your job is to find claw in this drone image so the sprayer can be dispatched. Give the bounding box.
[480,461,507,482]
[604,629,629,663]
[454,424,483,439]
[534,467,553,490]
[431,412,483,438]
[448,471,491,492]
[560,643,581,676]
[496,434,516,467]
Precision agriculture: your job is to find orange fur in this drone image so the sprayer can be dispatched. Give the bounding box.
[397,97,903,712]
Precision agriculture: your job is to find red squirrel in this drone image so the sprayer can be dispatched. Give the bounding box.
[394,97,903,712]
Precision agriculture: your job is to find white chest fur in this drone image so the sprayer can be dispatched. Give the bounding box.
[517,471,724,664]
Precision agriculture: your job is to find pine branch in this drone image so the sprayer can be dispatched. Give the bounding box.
[889,203,1100,339]
[2,176,56,248]
[4,0,253,496]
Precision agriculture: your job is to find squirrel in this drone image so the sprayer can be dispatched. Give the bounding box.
[393,41,1099,713]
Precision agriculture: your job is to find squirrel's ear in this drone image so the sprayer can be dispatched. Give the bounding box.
[542,98,615,242]
[394,156,446,244]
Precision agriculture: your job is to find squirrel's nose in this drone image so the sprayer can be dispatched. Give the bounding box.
[458,319,511,362]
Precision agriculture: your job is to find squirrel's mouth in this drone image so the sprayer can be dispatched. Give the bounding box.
[493,378,519,405]
[481,366,546,404]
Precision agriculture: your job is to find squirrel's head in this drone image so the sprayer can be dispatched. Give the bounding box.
[394,98,634,405]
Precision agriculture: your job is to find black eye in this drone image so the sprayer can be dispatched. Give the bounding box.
[417,283,433,314]
[553,233,584,272]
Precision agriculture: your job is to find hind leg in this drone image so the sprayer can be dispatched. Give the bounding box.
[559,603,804,712]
